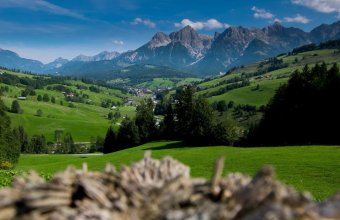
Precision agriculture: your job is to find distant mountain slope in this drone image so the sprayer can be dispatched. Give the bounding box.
[71,51,120,62]
[310,21,340,43]
[1,21,340,77]
[67,21,340,76]
[0,49,44,73]
[195,41,340,107]
[117,26,212,69]
[110,64,193,81]
[0,50,120,74]
[43,57,69,72]
[189,22,311,74]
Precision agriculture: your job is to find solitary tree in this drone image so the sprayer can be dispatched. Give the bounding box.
[43,94,50,102]
[37,95,42,101]
[11,100,22,114]
[51,96,56,103]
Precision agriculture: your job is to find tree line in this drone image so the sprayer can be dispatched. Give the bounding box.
[103,86,243,153]
[0,98,20,169]
[244,63,340,146]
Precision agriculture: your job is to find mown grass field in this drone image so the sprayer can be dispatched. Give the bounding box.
[1,141,339,200]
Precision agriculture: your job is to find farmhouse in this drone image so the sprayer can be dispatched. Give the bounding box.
[64,93,75,98]
[17,96,27,100]
[124,97,133,104]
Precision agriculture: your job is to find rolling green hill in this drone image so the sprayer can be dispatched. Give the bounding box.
[1,141,339,200]
[196,49,340,107]
[0,71,136,142]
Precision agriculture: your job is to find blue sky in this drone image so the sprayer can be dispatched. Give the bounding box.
[0,0,339,63]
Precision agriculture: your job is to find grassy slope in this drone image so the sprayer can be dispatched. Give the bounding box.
[3,141,339,200]
[208,78,287,107]
[0,73,136,141]
[197,49,340,107]
[137,77,202,89]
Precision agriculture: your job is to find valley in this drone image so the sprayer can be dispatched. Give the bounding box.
[1,43,339,142]
[0,4,340,214]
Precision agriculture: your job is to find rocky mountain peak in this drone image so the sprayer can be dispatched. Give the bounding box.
[54,57,68,62]
[93,51,120,61]
[169,25,200,42]
[310,21,340,43]
[180,25,195,32]
[218,26,254,44]
[149,32,171,48]
[72,54,91,62]
[265,21,285,33]
[168,25,210,58]
[214,32,221,40]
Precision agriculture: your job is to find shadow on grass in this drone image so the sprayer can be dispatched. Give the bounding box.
[143,141,214,151]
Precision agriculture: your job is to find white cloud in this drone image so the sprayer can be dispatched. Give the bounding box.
[291,0,339,13]
[284,14,310,23]
[292,0,340,17]
[174,19,230,30]
[252,6,274,19]
[0,0,86,20]
[113,40,124,45]
[130,18,156,28]
[274,18,282,23]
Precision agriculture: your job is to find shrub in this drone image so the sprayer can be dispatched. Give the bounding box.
[0,161,13,170]
[43,94,50,102]
[36,109,43,117]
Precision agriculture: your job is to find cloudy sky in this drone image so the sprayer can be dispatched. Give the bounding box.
[0,0,339,63]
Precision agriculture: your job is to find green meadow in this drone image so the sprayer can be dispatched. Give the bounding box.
[1,141,339,200]
[0,78,136,142]
[197,49,340,107]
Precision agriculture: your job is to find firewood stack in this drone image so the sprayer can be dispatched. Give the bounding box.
[0,152,339,220]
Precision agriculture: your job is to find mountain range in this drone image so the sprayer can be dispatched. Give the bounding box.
[1,21,340,77]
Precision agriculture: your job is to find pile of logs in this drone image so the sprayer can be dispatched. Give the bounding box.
[0,152,339,219]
